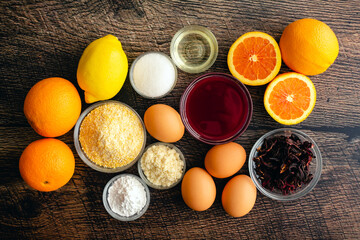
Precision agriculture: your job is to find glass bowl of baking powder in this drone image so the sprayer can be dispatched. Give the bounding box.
[103,174,150,221]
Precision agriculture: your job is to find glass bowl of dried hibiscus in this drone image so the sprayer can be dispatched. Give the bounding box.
[248,128,322,201]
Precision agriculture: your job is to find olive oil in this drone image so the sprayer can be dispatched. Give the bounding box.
[171,26,218,73]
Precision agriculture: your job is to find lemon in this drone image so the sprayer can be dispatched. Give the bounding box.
[77,35,128,103]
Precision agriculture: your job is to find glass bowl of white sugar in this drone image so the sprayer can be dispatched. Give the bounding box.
[129,52,178,99]
[102,174,150,221]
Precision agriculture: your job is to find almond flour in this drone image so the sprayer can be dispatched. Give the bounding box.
[79,102,144,168]
[140,144,184,187]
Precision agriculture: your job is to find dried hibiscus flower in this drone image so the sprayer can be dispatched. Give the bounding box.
[254,133,314,195]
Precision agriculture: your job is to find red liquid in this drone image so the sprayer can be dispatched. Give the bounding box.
[185,74,251,141]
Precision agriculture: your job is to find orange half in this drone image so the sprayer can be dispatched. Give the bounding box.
[228,32,281,86]
[264,72,316,125]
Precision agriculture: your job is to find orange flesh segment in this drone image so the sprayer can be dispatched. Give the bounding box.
[233,37,277,80]
[268,78,311,120]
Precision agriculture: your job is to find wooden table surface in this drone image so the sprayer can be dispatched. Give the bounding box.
[1,0,359,239]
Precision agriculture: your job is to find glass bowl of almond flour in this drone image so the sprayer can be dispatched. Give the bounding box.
[74,100,146,173]
[138,142,186,190]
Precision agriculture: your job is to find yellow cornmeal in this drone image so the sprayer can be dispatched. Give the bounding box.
[79,103,144,168]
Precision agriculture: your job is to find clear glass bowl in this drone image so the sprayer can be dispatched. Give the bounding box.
[102,174,150,221]
[248,128,322,201]
[74,100,146,173]
[180,72,253,145]
[138,142,186,190]
[170,25,218,74]
[129,51,178,99]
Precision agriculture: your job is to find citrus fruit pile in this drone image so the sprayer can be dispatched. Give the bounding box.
[228,18,338,125]
[21,35,129,192]
[21,77,80,191]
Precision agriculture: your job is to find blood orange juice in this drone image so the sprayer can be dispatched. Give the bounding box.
[180,73,252,145]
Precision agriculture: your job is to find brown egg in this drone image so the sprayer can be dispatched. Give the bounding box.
[144,104,184,143]
[181,167,216,211]
[222,175,256,217]
[205,142,246,178]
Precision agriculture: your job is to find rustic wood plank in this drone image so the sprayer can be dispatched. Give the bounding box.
[1,126,359,239]
[0,0,359,239]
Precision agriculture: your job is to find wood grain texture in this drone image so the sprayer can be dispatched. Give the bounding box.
[1,0,359,239]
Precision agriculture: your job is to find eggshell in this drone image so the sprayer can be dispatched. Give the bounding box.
[222,175,256,217]
[144,104,184,143]
[181,167,216,211]
[205,142,246,178]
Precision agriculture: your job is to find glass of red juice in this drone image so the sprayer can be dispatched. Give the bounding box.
[180,72,253,145]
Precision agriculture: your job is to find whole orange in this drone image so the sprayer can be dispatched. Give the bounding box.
[24,77,81,137]
[279,18,339,75]
[19,138,75,192]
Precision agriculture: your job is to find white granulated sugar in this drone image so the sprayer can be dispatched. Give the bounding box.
[133,53,176,98]
[107,175,147,217]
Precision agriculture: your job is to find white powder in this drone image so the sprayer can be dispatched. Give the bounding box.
[132,52,176,98]
[107,175,147,217]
